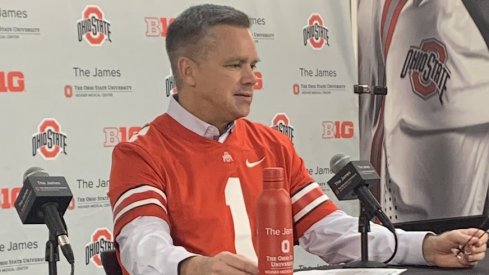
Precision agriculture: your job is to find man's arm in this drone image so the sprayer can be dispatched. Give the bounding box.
[300,210,488,267]
[117,216,195,275]
[118,216,258,275]
[299,210,427,265]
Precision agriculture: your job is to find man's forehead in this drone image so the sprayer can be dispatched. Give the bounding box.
[212,28,255,50]
[177,26,254,66]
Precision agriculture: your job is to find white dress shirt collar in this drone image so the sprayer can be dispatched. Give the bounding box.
[167,95,234,143]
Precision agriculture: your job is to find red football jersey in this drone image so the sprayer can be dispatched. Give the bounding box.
[109,114,337,259]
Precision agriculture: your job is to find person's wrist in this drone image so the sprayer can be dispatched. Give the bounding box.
[178,256,197,275]
[422,233,437,266]
[179,255,209,275]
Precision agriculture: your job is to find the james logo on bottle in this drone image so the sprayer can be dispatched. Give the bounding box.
[257,167,294,275]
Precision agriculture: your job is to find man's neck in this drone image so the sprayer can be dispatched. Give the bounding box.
[174,94,231,135]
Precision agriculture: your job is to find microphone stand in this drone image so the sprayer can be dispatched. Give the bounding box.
[340,85,390,268]
[45,230,60,275]
[344,202,387,268]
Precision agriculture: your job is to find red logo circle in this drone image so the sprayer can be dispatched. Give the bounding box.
[90,228,113,267]
[272,113,289,126]
[292,84,300,95]
[308,14,325,49]
[83,6,106,46]
[410,39,448,98]
[64,85,73,98]
[39,119,61,159]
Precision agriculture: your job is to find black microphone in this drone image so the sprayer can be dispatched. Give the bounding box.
[15,167,75,264]
[327,154,395,233]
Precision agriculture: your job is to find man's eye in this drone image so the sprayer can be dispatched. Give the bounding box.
[227,64,241,68]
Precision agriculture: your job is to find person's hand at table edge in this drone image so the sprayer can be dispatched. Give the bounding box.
[423,228,488,268]
[179,251,258,275]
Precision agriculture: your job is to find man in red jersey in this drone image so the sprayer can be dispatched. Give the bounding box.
[108,4,487,275]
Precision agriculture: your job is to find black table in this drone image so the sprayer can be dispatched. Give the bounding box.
[399,256,489,274]
[297,256,489,274]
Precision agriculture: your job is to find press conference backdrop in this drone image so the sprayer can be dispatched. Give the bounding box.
[0,0,358,273]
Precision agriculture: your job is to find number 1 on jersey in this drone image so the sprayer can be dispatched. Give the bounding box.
[225,177,258,262]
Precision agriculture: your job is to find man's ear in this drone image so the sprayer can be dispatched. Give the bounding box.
[178,57,197,87]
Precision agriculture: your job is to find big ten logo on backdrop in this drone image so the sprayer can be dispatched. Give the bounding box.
[302,13,329,50]
[400,38,450,104]
[77,5,112,46]
[271,113,294,142]
[104,126,142,147]
[32,118,68,160]
[0,186,76,210]
[85,228,115,268]
[145,17,174,37]
[0,71,24,93]
[322,121,354,139]
[0,187,20,210]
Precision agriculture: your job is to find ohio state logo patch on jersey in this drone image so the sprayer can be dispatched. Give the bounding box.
[400,38,451,104]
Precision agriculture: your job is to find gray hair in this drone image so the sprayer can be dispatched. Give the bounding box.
[166,4,250,87]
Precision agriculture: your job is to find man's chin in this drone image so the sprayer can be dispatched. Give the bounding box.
[234,109,251,120]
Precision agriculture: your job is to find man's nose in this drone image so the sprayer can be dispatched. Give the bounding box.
[242,66,258,86]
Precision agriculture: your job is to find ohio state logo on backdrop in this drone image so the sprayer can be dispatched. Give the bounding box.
[77,6,112,46]
[85,228,115,268]
[400,38,451,104]
[32,118,68,160]
[303,13,329,50]
[271,113,294,141]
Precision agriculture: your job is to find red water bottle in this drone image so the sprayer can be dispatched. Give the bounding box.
[257,167,294,275]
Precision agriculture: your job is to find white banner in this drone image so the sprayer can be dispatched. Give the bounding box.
[0,0,357,273]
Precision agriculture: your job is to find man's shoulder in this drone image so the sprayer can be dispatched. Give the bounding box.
[237,118,273,134]
[113,113,171,152]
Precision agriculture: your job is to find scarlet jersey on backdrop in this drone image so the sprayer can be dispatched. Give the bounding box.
[358,0,489,222]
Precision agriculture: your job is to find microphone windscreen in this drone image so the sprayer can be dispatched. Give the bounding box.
[23,167,49,182]
[330,154,351,174]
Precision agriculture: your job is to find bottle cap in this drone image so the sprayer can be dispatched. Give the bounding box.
[263,167,284,182]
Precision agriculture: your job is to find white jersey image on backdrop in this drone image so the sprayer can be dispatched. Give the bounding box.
[358,0,489,223]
